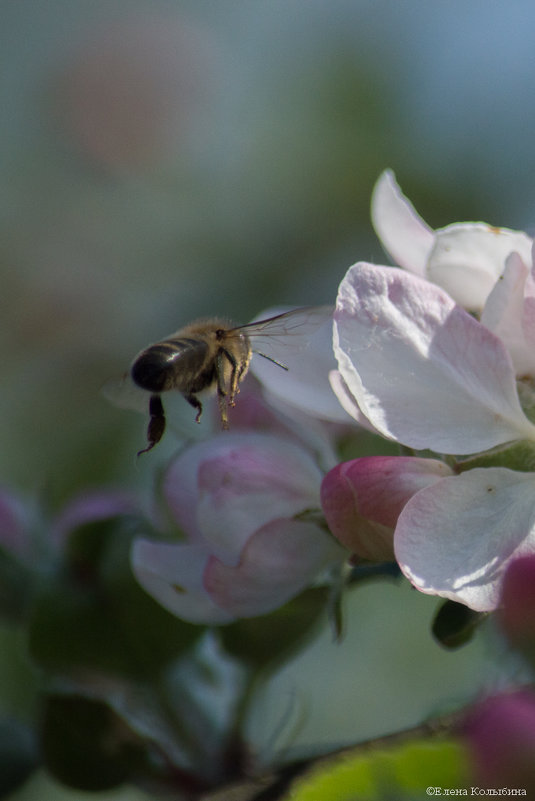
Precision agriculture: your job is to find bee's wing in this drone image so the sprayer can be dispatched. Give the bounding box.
[242,305,350,423]
[235,305,334,345]
[101,372,150,413]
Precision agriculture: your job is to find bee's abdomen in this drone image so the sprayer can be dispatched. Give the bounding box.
[131,338,210,393]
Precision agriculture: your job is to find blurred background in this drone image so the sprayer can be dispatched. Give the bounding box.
[2,1,535,798]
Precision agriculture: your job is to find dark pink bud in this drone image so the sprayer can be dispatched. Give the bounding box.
[321,456,451,561]
[499,554,535,661]
[464,690,535,790]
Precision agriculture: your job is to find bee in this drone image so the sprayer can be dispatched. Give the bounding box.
[114,306,332,455]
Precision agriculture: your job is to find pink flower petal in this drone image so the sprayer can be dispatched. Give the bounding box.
[334,263,535,453]
[164,433,322,564]
[394,468,535,611]
[429,224,533,312]
[53,490,138,547]
[131,539,233,624]
[371,170,433,277]
[321,456,452,560]
[204,518,343,618]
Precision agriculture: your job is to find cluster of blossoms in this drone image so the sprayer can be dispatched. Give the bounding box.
[132,427,345,623]
[130,170,535,623]
[324,170,535,612]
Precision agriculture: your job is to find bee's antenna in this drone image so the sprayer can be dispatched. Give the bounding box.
[253,350,289,370]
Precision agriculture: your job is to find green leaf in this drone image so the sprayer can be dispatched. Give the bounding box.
[289,738,470,801]
[220,587,329,670]
[456,439,535,473]
[28,527,202,681]
[432,599,486,650]
[41,695,136,791]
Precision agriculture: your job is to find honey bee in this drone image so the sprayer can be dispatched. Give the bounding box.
[112,306,332,455]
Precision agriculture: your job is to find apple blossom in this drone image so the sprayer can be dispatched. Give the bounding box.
[333,262,535,453]
[330,177,535,612]
[131,432,345,624]
[371,169,533,312]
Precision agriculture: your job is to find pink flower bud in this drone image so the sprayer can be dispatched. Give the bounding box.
[464,690,535,791]
[321,456,452,562]
[499,554,535,655]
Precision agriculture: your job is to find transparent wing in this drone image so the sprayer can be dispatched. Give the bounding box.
[244,305,350,423]
[101,372,150,413]
[234,305,334,347]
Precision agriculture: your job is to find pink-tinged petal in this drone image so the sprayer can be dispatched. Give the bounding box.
[131,539,233,624]
[464,690,535,790]
[321,457,452,561]
[53,490,138,548]
[482,252,535,376]
[429,224,533,312]
[371,170,433,277]
[328,370,380,433]
[394,468,535,611]
[499,554,535,649]
[164,433,322,563]
[249,306,349,423]
[204,518,343,618]
[334,263,535,453]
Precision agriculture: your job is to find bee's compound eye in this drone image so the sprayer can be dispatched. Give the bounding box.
[131,350,169,393]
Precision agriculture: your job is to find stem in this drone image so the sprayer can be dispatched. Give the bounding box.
[198,702,479,801]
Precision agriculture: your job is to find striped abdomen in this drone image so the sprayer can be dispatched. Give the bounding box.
[131,337,214,394]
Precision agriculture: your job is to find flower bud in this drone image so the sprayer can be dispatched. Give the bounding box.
[464,690,535,791]
[499,554,535,661]
[321,456,452,562]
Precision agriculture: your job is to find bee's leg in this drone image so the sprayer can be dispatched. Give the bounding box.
[214,351,232,429]
[220,348,240,404]
[138,394,165,456]
[184,393,203,424]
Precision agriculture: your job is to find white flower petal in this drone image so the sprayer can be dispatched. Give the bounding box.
[327,370,380,433]
[481,252,535,376]
[394,468,535,611]
[371,169,434,277]
[334,263,535,453]
[429,224,533,312]
[131,539,233,624]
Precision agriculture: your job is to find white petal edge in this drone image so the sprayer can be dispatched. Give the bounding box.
[371,169,434,277]
[394,468,535,611]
